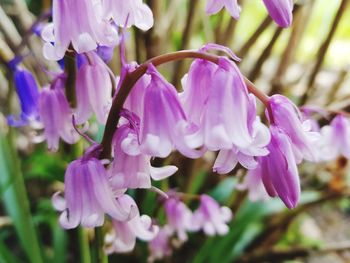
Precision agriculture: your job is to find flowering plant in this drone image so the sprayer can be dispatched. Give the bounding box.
[1,0,350,262]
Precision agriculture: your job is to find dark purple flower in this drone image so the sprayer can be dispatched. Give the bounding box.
[260,126,300,209]
[7,67,40,126]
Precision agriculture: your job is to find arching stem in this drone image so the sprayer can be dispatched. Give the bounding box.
[100,50,270,159]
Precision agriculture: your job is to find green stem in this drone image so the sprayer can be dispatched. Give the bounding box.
[93,227,108,263]
[78,227,91,263]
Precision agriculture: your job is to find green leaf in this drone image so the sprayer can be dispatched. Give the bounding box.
[0,130,44,263]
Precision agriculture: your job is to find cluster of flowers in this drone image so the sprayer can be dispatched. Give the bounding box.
[8,0,350,259]
[102,193,231,261]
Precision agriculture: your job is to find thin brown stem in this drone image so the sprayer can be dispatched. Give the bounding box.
[248,26,283,82]
[99,50,269,159]
[171,0,200,88]
[237,15,272,58]
[300,0,349,105]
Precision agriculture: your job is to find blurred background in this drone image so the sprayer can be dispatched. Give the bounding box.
[0,0,350,262]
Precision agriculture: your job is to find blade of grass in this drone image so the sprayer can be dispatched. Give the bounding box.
[0,129,44,263]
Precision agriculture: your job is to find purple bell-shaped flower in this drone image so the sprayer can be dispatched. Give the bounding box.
[52,145,134,229]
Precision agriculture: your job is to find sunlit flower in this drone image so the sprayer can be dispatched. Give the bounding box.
[181,57,257,152]
[318,114,350,160]
[102,0,154,31]
[263,0,293,27]
[206,0,240,19]
[42,0,118,60]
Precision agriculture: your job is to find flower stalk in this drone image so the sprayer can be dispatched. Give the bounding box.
[100,50,270,159]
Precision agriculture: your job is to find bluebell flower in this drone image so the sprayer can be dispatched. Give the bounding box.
[7,67,40,126]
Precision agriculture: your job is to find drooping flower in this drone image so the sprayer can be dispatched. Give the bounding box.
[260,126,300,209]
[191,195,232,236]
[7,67,40,126]
[148,226,173,263]
[109,122,177,190]
[75,51,112,124]
[102,0,154,31]
[122,62,151,119]
[164,197,194,242]
[105,195,158,254]
[52,145,134,229]
[205,0,241,19]
[139,64,203,159]
[267,94,319,163]
[38,74,79,151]
[318,114,350,160]
[236,165,270,202]
[263,0,294,28]
[181,57,256,152]
[41,0,118,60]
[213,96,270,173]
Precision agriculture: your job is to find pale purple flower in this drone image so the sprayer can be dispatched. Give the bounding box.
[213,114,270,173]
[181,57,257,152]
[102,0,154,31]
[109,123,177,190]
[263,0,293,28]
[41,0,118,60]
[260,126,300,209]
[318,115,350,160]
[206,0,240,19]
[38,74,79,151]
[105,195,159,254]
[75,51,112,124]
[164,198,194,242]
[148,226,173,263]
[191,195,232,236]
[52,145,134,229]
[123,63,151,119]
[139,64,203,159]
[267,95,319,163]
[236,166,270,202]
